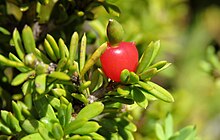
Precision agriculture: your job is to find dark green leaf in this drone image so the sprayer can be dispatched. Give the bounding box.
[12,101,24,121]
[33,96,57,120]
[120,69,130,83]
[7,112,21,132]
[22,25,36,53]
[118,126,134,140]
[1,110,9,124]
[76,102,104,120]
[71,121,101,134]
[138,81,174,103]
[21,119,39,134]
[136,41,160,74]
[103,2,121,17]
[22,80,34,95]
[64,119,87,135]
[47,95,60,110]
[128,72,139,84]
[99,118,118,133]
[131,87,148,108]
[52,123,64,139]
[72,93,88,104]
[11,70,35,86]
[109,97,134,105]
[117,86,130,96]
[149,61,171,72]
[51,88,66,97]
[38,121,54,140]
[139,68,157,80]
[12,28,25,61]
[0,121,12,135]
[65,103,73,127]
[58,104,67,127]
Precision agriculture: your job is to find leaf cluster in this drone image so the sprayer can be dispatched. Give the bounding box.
[0,24,174,139]
[200,46,220,79]
[0,0,177,139]
[155,114,199,140]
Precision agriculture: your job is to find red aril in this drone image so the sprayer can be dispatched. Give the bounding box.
[100,42,138,82]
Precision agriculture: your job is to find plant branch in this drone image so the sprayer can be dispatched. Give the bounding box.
[88,81,118,103]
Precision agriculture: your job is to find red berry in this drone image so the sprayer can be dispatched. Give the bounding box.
[100,42,139,82]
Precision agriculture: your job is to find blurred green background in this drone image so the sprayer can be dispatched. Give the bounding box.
[89,0,220,139]
[1,0,220,139]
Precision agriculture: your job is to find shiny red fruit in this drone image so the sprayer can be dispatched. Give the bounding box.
[100,42,139,82]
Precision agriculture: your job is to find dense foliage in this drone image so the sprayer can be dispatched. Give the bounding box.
[0,0,220,140]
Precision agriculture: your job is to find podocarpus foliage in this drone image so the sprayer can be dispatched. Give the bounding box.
[0,0,198,140]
